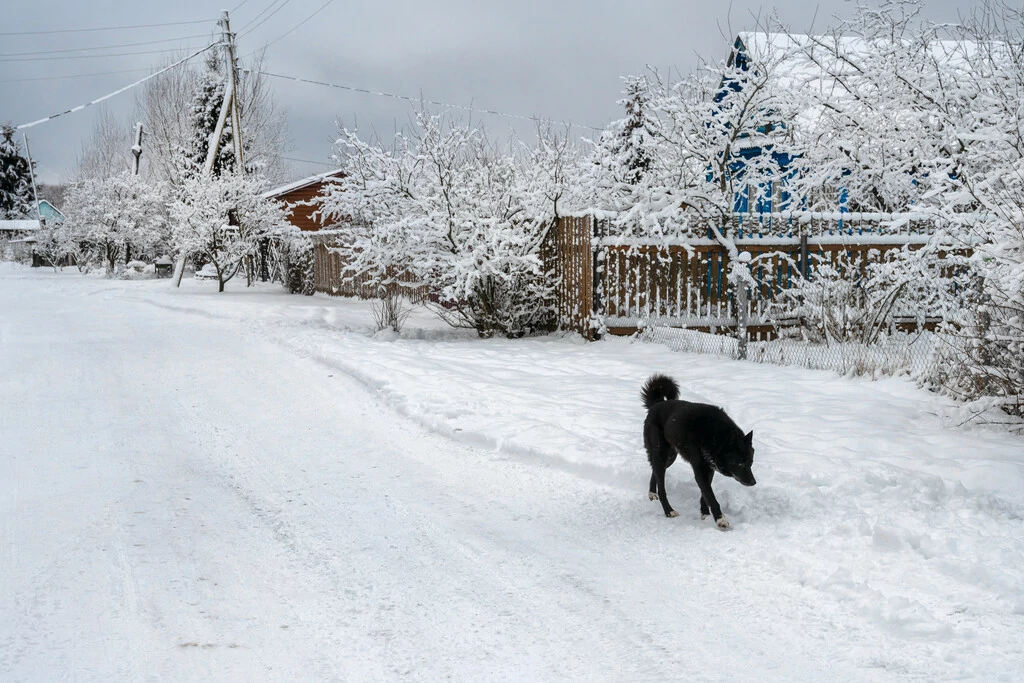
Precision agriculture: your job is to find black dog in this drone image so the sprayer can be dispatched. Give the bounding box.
[641,374,756,529]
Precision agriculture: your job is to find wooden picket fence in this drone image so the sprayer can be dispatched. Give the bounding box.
[312,237,430,302]
[544,214,943,338]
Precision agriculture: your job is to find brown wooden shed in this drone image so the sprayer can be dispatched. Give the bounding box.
[262,170,344,232]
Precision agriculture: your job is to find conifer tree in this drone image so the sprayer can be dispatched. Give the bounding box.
[0,122,35,219]
[187,54,238,177]
[615,76,655,186]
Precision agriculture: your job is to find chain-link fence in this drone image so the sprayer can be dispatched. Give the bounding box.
[639,324,939,378]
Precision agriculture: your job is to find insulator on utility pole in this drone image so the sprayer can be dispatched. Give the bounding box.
[131,122,144,176]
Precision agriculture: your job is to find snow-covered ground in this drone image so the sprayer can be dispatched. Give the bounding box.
[2,263,1023,681]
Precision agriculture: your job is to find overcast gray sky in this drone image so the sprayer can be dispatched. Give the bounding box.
[2,0,978,185]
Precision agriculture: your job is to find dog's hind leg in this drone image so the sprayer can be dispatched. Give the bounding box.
[644,419,669,505]
[654,464,677,518]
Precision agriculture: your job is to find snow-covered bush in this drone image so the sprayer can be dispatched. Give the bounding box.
[169,172,288,292]
[274,227,315,295]
[780,242,973,347]
[779,252,870,345]
[318,112,557,338]
[370,286,412,334]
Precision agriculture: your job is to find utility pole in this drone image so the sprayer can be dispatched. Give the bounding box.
[22,133,41,225]
[200,11,244,177]
[131,122,144,176]
[178,11,243,286]
[201,11,235,177]
[224,11,244,173]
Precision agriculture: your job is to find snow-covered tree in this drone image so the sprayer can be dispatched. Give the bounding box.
[32,224,75,273]
[770,0,1024,413]
[63,173,168,273]
[519,123,590,221]
[1,122,35,220]
[170,172,288,292]
[318,112,556,337]
[594,76,658,190]
[136,50,287,187]
[585,50,804,354]
[73,108,136,181]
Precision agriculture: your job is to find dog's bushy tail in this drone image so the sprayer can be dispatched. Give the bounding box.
[641,374,680,409]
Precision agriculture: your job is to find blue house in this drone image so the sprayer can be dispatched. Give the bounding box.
[38,199,65,226]
[716,32,860,221]
[713,34,803,218]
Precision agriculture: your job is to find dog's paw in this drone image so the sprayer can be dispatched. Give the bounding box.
[701,513,709,520]
[716,517,730,529]
[666,510,679,518]
[648,491,659,501]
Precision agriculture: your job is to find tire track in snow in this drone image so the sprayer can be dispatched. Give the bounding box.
[10,272,1020,679]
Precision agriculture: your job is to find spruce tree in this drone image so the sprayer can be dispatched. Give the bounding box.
[616,76,655,186]
[1,122,35,219]
[188,54,237,177]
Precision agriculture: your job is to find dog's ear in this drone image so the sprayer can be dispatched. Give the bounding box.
[745,430,753,445]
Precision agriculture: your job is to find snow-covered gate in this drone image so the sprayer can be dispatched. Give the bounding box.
[541,215,597,339]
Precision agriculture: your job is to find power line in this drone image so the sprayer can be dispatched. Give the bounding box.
[232,0,250,11]
[0,19,213,37]
[244,0,335,54]
[0,67,154,84]
[255,71,605,131]
[16,43,222,130]
[238,0,285,34]
[0,34,211,58]
[240,0,297,38]
[284,156,338,167]
[0,45,208,63]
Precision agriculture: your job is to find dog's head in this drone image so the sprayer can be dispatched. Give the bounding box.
[719,430,756,487]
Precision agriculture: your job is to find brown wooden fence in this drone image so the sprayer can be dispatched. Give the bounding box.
[312,237,430,301]
[540,215,596,338]
[544,215,943,338]
[310,215,950,340]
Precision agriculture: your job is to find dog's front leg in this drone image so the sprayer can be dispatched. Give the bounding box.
[692,465,728,529]
[699,471,714,519]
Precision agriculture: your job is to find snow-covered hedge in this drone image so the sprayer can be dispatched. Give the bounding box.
[274,228,315,296]
[317,112,560,338]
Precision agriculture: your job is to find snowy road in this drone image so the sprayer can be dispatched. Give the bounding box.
[2,267,1023,681]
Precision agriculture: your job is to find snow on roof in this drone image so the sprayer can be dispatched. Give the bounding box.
[734,31,982,92]
[261,169,344,200]
[730,31,991,136]
[0,220,40,232]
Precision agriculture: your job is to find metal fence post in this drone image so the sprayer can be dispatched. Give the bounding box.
[800,231,809,279]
